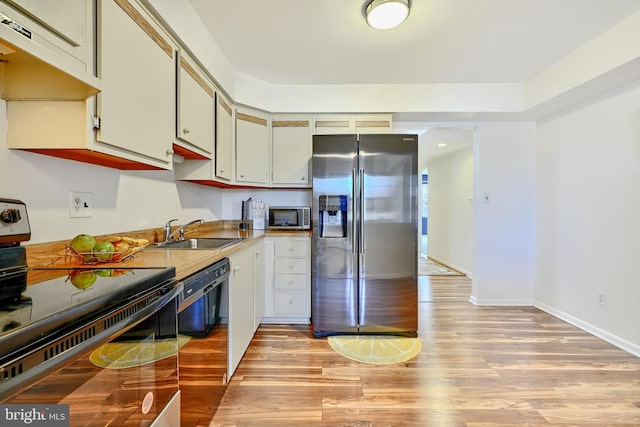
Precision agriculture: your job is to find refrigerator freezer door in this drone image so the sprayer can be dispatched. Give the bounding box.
[312,135,358,336]
[358,134,418,335]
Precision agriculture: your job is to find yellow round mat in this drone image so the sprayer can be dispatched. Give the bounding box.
[89,335,191,369]
[327,335,421,365]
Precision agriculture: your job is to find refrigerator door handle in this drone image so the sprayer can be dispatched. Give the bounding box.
[352,168,357,254]
[359,168,365,256]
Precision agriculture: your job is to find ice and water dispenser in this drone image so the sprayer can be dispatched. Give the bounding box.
[318,195,347,238]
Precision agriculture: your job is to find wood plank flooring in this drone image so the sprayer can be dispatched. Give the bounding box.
[184,275,640,426]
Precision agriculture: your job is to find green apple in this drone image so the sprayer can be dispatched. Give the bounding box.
[70,234,96,254]
[70,270,97,289]
[95,269,112,277]
[93,241,115,261]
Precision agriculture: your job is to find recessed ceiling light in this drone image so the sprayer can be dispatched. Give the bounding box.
[437,143,448,148]
[365,0,411,30]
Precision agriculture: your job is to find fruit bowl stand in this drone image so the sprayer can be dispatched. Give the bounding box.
[65,244,147,265]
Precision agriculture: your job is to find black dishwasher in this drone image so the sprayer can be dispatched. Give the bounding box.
[178,258,229,337]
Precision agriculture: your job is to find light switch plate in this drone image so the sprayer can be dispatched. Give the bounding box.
[69,192,91,218]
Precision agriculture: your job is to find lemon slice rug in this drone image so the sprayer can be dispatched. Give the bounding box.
[327,335,421,365]
[89,335,191,369]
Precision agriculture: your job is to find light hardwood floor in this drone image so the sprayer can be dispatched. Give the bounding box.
[201,275,640,426]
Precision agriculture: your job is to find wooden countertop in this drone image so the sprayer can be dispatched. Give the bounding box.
[24,222,311,283]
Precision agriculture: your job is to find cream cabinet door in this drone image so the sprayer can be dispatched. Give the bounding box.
[271,116,311,187]
[314,115,355,135]
[355,114,393,134]
[96,0,176,166]
[216,95,234,181]
[253,240,265,331]
[177,51,214,155]
[228,245,255,377]
[4,0,91,65]
[235,110,269,185]
[313,114,393,135]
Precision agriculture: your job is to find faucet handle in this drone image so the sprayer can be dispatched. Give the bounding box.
[164,219,179,240]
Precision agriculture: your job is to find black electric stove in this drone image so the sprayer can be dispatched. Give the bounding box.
[0,198,179,400]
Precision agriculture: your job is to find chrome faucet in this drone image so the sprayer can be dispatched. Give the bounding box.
[164,219,178,242]
[166,219,205,241]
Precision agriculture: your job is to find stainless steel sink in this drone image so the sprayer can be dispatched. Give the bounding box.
[149,238,244,250]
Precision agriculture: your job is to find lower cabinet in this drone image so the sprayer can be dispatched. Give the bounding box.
[263,236,311,324]
[253,240,265,331]
[228,243,256,377]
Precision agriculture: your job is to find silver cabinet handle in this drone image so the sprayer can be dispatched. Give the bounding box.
[183,128,190,134]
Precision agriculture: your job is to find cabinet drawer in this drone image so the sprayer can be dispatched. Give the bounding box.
[274,274,307,290]
[274,239,308,257]
[274,290,307,315]
[274,258,307,274]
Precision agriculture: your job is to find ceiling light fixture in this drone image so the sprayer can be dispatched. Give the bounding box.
[365,0,411,30]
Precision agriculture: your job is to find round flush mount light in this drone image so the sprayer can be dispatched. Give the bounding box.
[365,0,411,30]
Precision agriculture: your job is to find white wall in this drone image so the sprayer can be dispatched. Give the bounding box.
[0,101,309,244]
[535,83,640,356]
[472,123,536,306]
[427,146,474,274]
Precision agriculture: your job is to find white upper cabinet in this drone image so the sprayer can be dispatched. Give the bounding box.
[313,114,356,135]
[5,0,86,47]
[96,0,177,167]
[176,50,214,157]
[235,107,269,185]
[0,0,100,99]
[216,94,234,181]
[354,114,393,134]
[271,115,311,188]
[313,114,392,135]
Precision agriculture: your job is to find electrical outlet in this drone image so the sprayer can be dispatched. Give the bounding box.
[597,292,607,307]
[69,192,91,218]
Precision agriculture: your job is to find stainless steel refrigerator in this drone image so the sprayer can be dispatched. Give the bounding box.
[312,134,418,338]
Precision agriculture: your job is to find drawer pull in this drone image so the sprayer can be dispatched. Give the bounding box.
[234,266,240,271]
[289,247,294,251]
[288,280,294,284]
[289,264,294,270]
[288,298,294,304]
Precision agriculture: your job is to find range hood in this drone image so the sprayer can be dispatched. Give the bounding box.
[0,12,100,101]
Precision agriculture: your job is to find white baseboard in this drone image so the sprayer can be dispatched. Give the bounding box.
[535,301,640,358]
[470,298,533,306]
[426,255,471,277]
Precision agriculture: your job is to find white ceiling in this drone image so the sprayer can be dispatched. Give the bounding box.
[187,0,640,86]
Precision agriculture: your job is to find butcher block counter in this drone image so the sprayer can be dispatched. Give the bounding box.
[24,221,310,283]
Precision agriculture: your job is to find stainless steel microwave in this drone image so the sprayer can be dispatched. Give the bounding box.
[268,206,311,230]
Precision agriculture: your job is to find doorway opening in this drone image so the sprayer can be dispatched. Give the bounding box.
[421,171,428,257]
